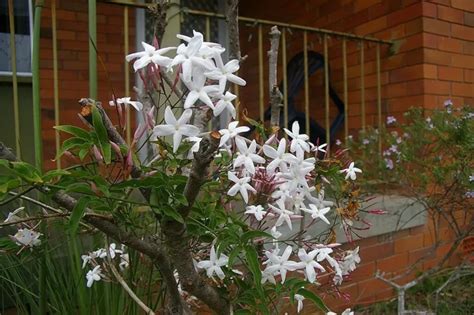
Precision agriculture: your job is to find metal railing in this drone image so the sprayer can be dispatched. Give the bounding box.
[4,0,393,171]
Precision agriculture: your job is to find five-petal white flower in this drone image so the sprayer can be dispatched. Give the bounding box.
[340,162,362,180]
[284,121,310,154]
[125,41,174,71]
[263,138,288,174]
[296,248,326,283]
[196,246,229,280]
[109,97,143,111]
[233,138,266,175]
[86,265,103,287]
[302,204,331,225]
[11,228,42,247]
[205,54,246,91]
[227,171,256,204]
[153,106,200,153]
[218,121,250,146]
[245,205,269,221]
[213,91,237,118]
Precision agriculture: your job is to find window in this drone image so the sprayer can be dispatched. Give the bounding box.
[0,0,33,75]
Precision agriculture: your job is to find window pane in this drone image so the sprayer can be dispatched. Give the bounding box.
[0,0,31,73]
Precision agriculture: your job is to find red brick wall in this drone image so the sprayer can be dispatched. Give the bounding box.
[239,0,473,137]
[39,0,135,170]
[238,0,472,312]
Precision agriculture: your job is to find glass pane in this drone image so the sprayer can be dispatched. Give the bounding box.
[0,0,31,73]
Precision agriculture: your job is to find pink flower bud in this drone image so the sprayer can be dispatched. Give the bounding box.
[368,209,387,215]
[110,141,123,162]
[92,145,103,162]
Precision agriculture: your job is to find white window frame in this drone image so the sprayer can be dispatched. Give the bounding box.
[0,0,33,77]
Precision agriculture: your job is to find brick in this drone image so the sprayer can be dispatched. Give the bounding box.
[452,82,474,97]
[438,66,464,81]
[389,64,437,83]
[354,16,387,34]
[424,48,452,66]
[464,41,474,55]
[394,233,424,253]
[451,0,474,12]
[357,278,392,302]
[376,252,409,272]
[452,54,474,69]
[360,242,394,262]
[465,69,474,82]
[423,17,451,36]
[386,2,423,27]
[452,24,474,41]
[408,246,436,265]
[437,36,464,53]
[422,1,437,17]
[465,12,474,27]
[424,79,452,95]
[437,5,464,23]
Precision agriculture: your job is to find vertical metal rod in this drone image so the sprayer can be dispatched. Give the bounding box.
[323,34,330,153]
[88,0,97,99]
[343,39,348,141]
[8,0,20,159]
[360,40,365,130]
[52,0,60,169]
[124,6,131,144]
[376,43,382,154]
[205,16,211,42]
[303,31,310,135]
[258,24,264,122]
[33,0,44,171]
[282,28,288,130]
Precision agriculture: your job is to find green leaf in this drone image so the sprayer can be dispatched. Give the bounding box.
[245,245,262,286]
[296,288,329,312]
[241,230,272,244]
[4,161,43,183]
[160,205,184,223]
[42,169,71,182]
[91,106,111,164]
[56,137,86,159]
[54,125,91,140]
[69,197,90,235]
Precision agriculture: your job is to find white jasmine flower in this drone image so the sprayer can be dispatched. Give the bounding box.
[11,228,42,247]
[294,294,305,313]
[170,30,207,82]
[269,199,298,231]
[233,138,266,175]
[340,162,362,180]
[245,205,269,221]
[204,54,246,91]
[4,206,25,223]
[182,66,220,109]
[284,121,310,154]
[302,204,331,225]
[262,246,300,283]
[186,136,202,158]
[125,41,174,71]
[270,226,282,239]
[296,248,325,283]
[109,97,143,111]
[86,265,103,288]
[263,138,288,174]
[213,91,237,118]
[219,121,250,146]
[196,245,228,280]
[119,253,130,270]
[341,247,360,275]
[312,143,327,154]
[153,106,200,153]
[227,171,256,204]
